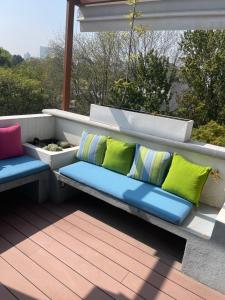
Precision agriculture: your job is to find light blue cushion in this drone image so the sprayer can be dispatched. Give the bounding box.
[0,155,49,184]
[59,161,193,225]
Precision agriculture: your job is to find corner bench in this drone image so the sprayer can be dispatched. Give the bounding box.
[54,160,225,294]
[0,155,50,203]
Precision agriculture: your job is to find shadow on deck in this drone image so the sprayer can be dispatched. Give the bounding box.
[0,189,223,300]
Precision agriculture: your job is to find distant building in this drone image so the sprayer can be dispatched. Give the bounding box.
[40,46,50,59]
[24,52,31,60]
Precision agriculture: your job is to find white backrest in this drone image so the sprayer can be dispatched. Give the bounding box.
[43,109,225,209]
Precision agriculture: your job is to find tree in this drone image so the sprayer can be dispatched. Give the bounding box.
[111,49,176,113]
[177,30,225,126]
[0,47,12,67]
[16,52,64,109]
[11,55,24,66]
[71,32,125,114]
[0,68,48,116]
[0,48,24,67]
[48,30,180,115]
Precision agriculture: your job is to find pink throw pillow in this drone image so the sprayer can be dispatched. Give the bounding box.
[0,124,24,160]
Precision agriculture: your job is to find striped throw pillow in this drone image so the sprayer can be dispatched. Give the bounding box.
[128,144,172,186]
[76,131,107,166]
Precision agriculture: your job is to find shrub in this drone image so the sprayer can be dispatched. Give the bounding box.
[192,121,225,147]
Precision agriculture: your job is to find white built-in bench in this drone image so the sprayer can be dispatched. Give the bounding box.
[43,106,225,294]
[0,114,53,203]
[1,109,225,293]
[0,155,50,203]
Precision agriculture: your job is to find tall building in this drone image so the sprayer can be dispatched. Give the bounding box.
[40,46,50,59]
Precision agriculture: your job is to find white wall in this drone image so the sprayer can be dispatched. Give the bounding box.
[0,114,55,143]
[90,104,193,142]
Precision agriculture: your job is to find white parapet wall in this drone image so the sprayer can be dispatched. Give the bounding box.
[90,104,193,142]
[43,108,225,210]
[0,114,55,143]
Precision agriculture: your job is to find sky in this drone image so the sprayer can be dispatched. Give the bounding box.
[0,0,77,57]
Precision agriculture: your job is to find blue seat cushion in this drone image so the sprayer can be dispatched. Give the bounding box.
[59,161,193,225]
[0,155,49,184]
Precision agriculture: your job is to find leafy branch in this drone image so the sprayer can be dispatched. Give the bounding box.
[121,0,146,103]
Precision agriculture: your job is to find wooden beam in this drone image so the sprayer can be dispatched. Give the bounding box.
[62,0,75,111]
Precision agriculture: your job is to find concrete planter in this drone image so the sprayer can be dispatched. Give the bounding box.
[23,143,79,170]
[90,104,194,142]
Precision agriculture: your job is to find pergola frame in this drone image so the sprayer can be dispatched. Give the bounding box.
[62,0,225,110]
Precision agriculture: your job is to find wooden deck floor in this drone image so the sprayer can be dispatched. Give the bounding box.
[0,190,224,300]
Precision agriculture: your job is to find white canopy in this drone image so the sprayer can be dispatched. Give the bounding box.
[78,0,225,32]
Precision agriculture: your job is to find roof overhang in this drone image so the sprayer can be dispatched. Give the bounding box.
[77,0,225,32]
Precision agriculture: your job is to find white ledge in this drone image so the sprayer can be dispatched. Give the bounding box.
[0,113,52,121]
[43,109,225,160]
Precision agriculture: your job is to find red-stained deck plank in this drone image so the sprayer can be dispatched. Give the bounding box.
[42,202,225,300]
[1,213,143,300]
[0,236,81,300]
[3,208,129,282]
[0,258,50,300]
[31,202,180,270]
[122,273,174,300]
[0,220,112,300]
[38,205,203,297]
[0,284,18,300]
[43,202,181,271]
[0,196,225,300]
[11,206,203,300]
[54,201,182,269]
[75,210,181,269]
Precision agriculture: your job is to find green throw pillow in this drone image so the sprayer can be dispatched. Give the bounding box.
[162,154,211,206]
[102,138,135,175]
[76,131,107,166]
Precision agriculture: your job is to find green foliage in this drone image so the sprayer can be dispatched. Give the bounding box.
[43,144,63,152]
[0,48,49,116]
[47,31,179,116]
[176,93,206,125]
[192,121,225,147]
[0,48,24,67]
[57,141,71,149]
[177,30,225,125]
[11,55,24,66]
[0,68,48,116]
[16,55,63,108]
[111,78,144,110]
[0,47,12,67]
[111,50,176,113]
